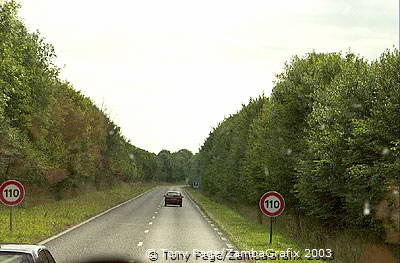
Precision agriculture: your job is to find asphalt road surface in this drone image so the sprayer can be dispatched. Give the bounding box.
[44,186,238,263]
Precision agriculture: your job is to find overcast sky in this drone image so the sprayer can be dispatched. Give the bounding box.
[18,0,398,154]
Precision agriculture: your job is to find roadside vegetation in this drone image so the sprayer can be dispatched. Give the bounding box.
[188,49,399,261]
[186,188,399,263]
[0,1,192,200]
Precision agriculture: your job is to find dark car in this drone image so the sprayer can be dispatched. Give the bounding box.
[0,244,56,263]
[164,191,184,207]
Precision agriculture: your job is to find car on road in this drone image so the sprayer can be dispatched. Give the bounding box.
[0,244,56,263]
[164,191,184,207]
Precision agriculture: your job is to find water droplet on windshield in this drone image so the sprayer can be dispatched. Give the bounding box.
[264,167,269,177]
[286,149,292,155]
[363,202,370,215]
[129,153,134,160]
[108,130,115,136]
[382,147,390,155]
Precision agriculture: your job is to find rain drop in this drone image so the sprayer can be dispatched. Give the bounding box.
[264,167,269,177]
[382,147,390,155]
[129,153,134,160]
[363,202,370,216]
[287,149,292,155]
[108,130,115,136]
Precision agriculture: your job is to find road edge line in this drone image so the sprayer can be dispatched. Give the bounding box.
[183,188,240,251]
[38,186,158,245]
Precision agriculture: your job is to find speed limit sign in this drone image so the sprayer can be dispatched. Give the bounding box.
[0,180,25,206]
[259,191,285,217]
[259,191,285,244]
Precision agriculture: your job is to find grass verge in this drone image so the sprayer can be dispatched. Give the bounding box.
[185,188,399,263]
[185,188,307,263]
[0,182,157,243]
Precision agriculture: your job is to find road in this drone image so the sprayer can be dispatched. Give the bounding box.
[44,186,237,263]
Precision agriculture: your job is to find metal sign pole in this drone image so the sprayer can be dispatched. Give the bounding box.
[10,206,12,231]
[269,217,273,244]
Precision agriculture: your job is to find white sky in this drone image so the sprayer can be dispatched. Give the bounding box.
[18,0,398,154]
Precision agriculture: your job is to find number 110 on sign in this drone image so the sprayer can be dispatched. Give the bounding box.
[4,188,20,199]
[259,191,285,217]
[265,198,280,209]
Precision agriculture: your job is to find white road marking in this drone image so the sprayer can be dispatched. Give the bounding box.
[227,244,234,248]
[217,232,223,235]
[213,228,219,231]
[137,242,143,247]
[152,216,156,219]
[155,212,158,214]
[210,224,215,227]
[144,230,149,233]
[38,188,154,245]
[149,222,153,225]
[207,220,211,223]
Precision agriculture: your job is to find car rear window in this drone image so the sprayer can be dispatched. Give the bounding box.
[0,252,31,263]
[166,192,181,196]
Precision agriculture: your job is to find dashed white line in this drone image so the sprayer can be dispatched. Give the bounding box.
[137,242,143,247]
[210,224,215,227]
[38,188,154,245]
[152,216,156,219]
[213,228,219,231]
[144,230,149,233]
[149,222,153,225]
[155,212,158,214]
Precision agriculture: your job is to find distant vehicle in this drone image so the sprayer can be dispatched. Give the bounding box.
[0,244,56,263]
[164,191,184,207]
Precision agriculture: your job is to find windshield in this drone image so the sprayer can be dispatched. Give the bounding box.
[166,192,181,197]
[0,253,31,263]
[0,1,398,263]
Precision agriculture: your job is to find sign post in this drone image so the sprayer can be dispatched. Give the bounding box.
[259,191,285,244]
[0,180,25,231]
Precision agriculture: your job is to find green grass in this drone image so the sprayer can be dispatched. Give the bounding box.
[185,188,400,263]
[0,182,157,243]
[185,188,308,262]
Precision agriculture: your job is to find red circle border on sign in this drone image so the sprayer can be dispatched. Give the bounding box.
[259,191,285,217]
[0,180,25,206]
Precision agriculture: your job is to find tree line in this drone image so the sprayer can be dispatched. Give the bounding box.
[189,49,399,242]
[0,2,192,198]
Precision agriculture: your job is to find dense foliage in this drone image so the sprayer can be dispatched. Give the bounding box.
[192,49,399,241]
[0,2,192,197]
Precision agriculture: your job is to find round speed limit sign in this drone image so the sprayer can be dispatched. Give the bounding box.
[259,191,285,217]
[0,180,25,206]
